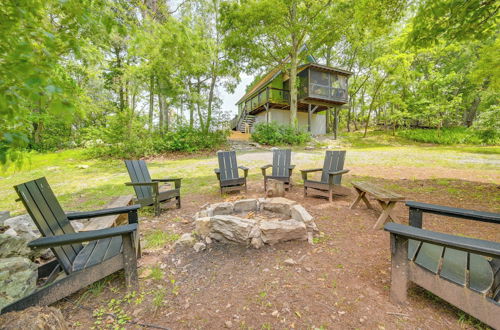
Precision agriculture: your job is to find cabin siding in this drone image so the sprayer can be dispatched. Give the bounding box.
[252,109,326,135]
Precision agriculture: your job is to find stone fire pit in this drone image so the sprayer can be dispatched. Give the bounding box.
[192,198,318,249]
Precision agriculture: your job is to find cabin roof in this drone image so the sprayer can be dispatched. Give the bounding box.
[236,62,353,105]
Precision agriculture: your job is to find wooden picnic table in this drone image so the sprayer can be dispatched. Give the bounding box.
[349,181,405,229]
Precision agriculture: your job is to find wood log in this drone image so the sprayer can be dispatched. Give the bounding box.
[266,179,285,197]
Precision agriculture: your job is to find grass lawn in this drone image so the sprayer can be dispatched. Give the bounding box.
[1,133,498,215]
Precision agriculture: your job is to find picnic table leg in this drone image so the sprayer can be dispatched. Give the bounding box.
[350,188,364,209]
[376,200,397,222]
[372,201,397,230]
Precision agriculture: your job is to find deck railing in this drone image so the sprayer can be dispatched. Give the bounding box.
[241,85,347,114]
[242,87,290,113]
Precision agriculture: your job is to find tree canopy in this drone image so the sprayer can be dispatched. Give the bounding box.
[0,0,498,163]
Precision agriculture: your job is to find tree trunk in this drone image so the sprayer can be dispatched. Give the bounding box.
[158,89,164,136]
[289,51,299,129]
[464,96,481,127]
[114,46,125,112]
[149,74,154,130]
[363,76,386,138]
[205,71,217,132]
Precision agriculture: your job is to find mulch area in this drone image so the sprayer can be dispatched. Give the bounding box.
[57,176,499,329]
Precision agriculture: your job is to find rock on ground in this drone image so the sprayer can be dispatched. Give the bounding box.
[233,199,258,213]
[209,215,254,244]
[0,211,10,225]
[0,306,68,330]
[260,198,297,216]
[0,234,32,258]
[212,202,234,216]
[193,242,206,252]
[0,257,37,310]
[259,219,307,245]
[194,217,212,238]
[173,233,196,249]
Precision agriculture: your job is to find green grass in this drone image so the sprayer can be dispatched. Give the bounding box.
[396,127,498,146]
[143,229,180,249]
[0,138,498,215]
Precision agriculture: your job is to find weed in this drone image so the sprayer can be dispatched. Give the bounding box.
[144,230,180,249]
[151,266,164,280]
[152,289,167,308]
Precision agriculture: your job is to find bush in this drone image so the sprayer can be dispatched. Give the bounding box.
[85,114,229,158]
[396,127,498,145]
[251,122,311,145]
[157,126,229,152]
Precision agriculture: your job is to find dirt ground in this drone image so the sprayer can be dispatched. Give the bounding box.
[52,166,499,330]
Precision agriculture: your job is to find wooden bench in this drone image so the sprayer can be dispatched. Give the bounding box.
[79,195,134,231]
[384,202,500,328]
[349,181,405,229]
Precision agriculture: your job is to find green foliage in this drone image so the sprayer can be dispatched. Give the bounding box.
[251,122,311,145]
[397,127,498,145]
[84,113,228,158]
[143,230,180,250]
[158,126,229,153]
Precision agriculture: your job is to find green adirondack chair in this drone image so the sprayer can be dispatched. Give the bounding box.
[261,149,295,191]
[214,151,249,195]
[300,150,349,202]
[1,177,140,314]
[125,160,181,216]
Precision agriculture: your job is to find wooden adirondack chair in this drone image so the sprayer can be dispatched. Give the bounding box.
[1,177,140,314]
[125,160,181,216]
[385,202,500,328]
[261,149,295,191]
[214,151,249,195]
[300,150,349,202]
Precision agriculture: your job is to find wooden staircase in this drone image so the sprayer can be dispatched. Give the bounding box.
[237,113,256,133]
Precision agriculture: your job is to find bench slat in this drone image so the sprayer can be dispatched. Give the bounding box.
[469,253,494,294]
[415,242,443,274]
[440,248,467,286]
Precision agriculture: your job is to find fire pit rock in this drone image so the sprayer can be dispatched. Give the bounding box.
[193,198,318,249]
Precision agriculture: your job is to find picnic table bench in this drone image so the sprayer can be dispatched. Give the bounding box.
[349,181,405,229]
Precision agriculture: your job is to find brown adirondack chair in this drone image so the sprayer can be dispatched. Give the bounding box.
[125,160,181,216]
[1,177,140,314]
[261,149,295,191]
[214,151,249,195]
[300,150,349,202]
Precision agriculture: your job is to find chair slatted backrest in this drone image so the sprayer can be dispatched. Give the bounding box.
[125,160,153,200]
[217,151,239,181]
[14,177,83,274]
[271,149,291,177]
[320,150,346,184]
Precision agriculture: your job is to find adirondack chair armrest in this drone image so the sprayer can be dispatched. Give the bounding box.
[28,224,138,249]
[238,166,249,177]
[384,222,500,259]
[66,205,140,221]
[289,165,296,169]
[152,178,182,189]
[328,169,350,176]
[152,178,182,182]
[405,201,500,225]
[214,168,220,180]
[300,168,322,181]
[261,164,272,175]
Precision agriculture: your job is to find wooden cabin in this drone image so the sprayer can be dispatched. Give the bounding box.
[232,60,352,134]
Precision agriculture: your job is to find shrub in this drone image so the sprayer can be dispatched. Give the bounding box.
[84,114,229,158]
[396,127,498,145]
[156,126,229,152]
[251,122,311,145]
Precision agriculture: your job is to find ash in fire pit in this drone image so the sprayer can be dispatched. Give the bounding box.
[193,198,318,249]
